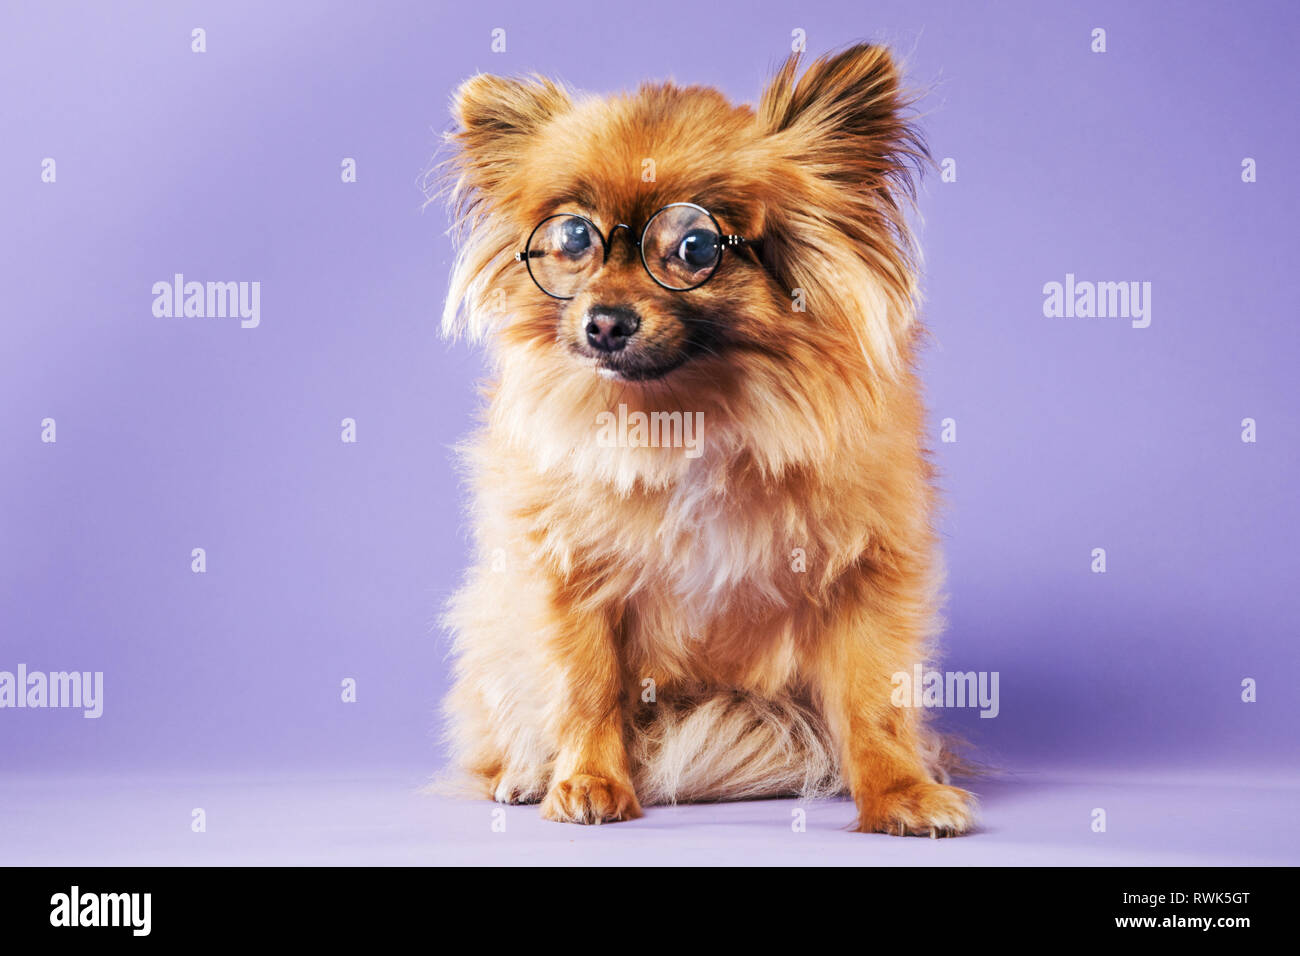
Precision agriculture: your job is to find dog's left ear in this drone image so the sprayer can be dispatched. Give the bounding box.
[758,45,927,378]
[759,44,923,201]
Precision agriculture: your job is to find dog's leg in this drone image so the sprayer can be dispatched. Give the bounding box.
[538,599,642,824]
[813,601,976,837]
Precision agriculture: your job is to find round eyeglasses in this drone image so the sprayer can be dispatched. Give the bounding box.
[513,202,754,299]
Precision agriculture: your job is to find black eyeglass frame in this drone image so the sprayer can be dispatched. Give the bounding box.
[513,201,755,300]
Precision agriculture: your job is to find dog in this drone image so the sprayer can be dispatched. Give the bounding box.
[437,43,975,836]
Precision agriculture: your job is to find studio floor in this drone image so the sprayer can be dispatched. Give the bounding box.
[3,766,1296,866]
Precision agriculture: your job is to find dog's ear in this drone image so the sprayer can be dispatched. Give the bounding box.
[449,73,571,197]
[439,74,571,342]
[757,45,928,379]
[759,44,922,190]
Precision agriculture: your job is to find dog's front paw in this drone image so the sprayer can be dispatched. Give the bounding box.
[490,769,545,805]
[855,781,976,837]
[540,773,642,824]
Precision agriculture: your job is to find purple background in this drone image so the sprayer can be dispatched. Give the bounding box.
[1,0,1297,863]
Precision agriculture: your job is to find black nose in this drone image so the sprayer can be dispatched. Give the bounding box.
[585,306,640,353]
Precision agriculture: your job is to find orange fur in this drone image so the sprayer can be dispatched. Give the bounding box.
[438,45,976,835]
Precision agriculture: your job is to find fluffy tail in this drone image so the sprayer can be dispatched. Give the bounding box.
[629,691,978,805]
[630,692,844,804]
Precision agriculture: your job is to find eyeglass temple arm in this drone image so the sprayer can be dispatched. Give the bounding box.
[514,250,547,262]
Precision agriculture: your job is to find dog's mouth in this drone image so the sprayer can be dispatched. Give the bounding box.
[567,307,722,382]
[590,352,690,382]
[567,335,695,382]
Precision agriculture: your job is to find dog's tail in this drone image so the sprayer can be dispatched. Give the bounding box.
[629,692,844,804]
[629,691,977,804]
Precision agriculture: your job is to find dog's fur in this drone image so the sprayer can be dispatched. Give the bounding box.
[438,44,976,835]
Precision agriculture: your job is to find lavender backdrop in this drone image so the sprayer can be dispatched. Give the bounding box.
[2,0,1296,799]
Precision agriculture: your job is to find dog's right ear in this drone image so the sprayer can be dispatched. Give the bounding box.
[449,74,571,197]
[439,74,570,342]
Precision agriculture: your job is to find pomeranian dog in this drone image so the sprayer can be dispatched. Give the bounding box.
[438,43,975,836]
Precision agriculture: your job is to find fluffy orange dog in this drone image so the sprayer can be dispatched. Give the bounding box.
[439,44,975,836]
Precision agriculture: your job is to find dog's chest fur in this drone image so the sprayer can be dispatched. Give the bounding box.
[614,462,808,694]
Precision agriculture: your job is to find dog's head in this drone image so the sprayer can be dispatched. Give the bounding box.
[441,45,926,478]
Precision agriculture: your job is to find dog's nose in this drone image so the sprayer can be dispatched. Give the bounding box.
[584,306,640,353]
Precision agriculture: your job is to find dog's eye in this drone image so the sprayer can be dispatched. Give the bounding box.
[559,218,592,256]
[676,229,719,270]
[641,205,725,290]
